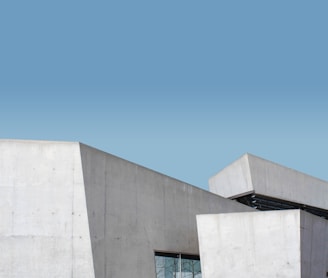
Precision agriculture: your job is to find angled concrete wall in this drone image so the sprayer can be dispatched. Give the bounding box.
[197,210,328,278]
[209,154,253,198]
[0,140,253,278]
[80,144,253,278]
[0,140,94,278]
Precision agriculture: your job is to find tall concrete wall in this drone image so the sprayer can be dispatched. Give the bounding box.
[79,144,253,278]
[0,140,94,278]
[0,140,253,278]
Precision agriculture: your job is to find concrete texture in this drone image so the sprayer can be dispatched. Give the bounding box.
[0,140,252,278]
[79,144,253,278]
[301,211,328,277]
[197,210,328,278]
[0,140,94,278]
[209,153,328,210]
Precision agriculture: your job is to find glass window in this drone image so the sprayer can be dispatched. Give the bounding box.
[155,252,202,278]
[181,254,202,278]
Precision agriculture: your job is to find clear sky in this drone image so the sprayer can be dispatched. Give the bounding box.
[1,1,327,190]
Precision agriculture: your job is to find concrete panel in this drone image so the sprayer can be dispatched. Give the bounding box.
[197,210,302,278]
[0,236,72,277]
[0,140,95,278]
[209,153,328,211]
[80,144,253,278]
[300,212,328,277]
[209,154,253,198]
[248,154,328,210]
[1,140,255,278]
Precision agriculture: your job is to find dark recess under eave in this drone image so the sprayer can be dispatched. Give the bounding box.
[235,194,328,220]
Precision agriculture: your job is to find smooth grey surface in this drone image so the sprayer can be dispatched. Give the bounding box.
[0,140,95,278]
[80,144,253,278]
[209,153,328,210]
[197,210,328,278]
[0,139,252,278]
[301,211,328,277]
[209,153,253,198]
[4,140,327,278]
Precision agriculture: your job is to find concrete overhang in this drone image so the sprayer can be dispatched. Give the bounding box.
[209,153,328,211]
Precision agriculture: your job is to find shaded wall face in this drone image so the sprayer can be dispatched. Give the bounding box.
[0,141,94,278]
[301,212,328,277]
[80,145,253,278]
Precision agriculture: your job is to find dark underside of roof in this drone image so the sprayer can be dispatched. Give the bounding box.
[235,194,328,220]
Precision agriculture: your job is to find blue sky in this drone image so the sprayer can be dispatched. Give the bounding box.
[1,1,327,189]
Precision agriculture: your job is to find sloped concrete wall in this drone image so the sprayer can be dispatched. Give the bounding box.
[0,140,94,278]
[80,144,253,278]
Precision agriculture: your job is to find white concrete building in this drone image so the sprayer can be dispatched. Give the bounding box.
[0,140,327,277]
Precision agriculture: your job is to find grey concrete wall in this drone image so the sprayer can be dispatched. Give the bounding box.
[210,153,328,211]
[248,154,328,210]
[197,210,328,278]
[0,140,94,278]
[197,210,302,278]
[209,154,253,198]
[79,144,253,278]
[0,140,254,278]
[301,212,328,277]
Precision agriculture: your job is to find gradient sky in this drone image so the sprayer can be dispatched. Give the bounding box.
[1,1,327,190]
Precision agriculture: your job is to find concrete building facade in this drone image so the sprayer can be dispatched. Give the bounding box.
[0,140,327,277]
